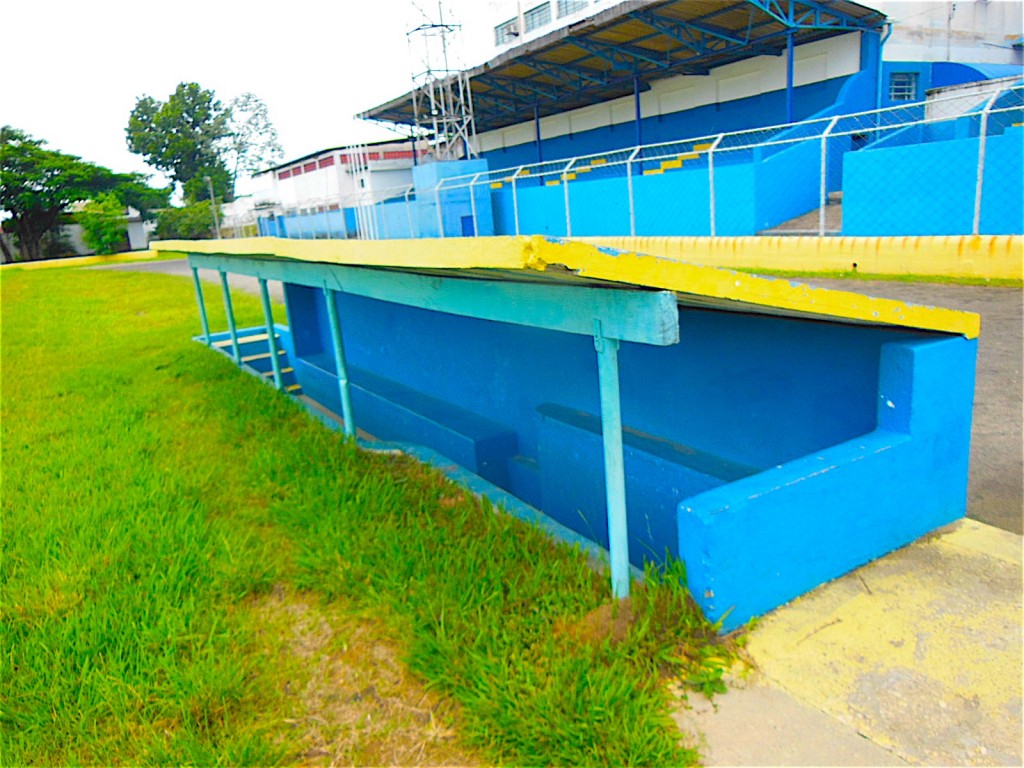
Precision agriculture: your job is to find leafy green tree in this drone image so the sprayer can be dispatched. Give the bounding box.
[112,179,171,221]
[0,127,118,261]
[227,93,284,180]
[76,193,128,255]
[155,201,217,240]
[126,83,232,201]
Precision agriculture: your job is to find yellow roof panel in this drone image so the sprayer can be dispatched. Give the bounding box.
[152,236,980,338]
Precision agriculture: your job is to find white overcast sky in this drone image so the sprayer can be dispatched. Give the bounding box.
[3,0,501,193]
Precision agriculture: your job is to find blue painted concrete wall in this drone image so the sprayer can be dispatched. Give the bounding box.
[679,335,976,627]
[414,159,494,237]
[480,76,852,168]
[279,281,973,629]
[843,129,1023,235]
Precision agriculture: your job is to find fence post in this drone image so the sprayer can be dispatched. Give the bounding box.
[707,134,725,237]
[563,159,576,237]
[434,181,446,239]
[469,172,483,236]
[819,116,840,237]
[512,166,524,236]
[973,90,1002,236]
[405,187,415,238]
[379,200,389,240]
[627,146,640,237]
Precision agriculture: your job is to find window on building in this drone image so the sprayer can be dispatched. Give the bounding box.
[889,72,918,102]
[557,0,587,17]
[495,18,519,45]
[524,2,552,32]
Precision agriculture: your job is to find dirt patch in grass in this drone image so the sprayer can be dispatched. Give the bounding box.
[255,587,482,767]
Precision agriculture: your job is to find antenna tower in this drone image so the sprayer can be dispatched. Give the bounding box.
[407,1,478,160]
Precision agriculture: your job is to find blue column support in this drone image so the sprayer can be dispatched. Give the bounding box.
[323,287,356,439]
[219,270,241,364]
[785,29,795,124]
[190,266,211,346]
[594,321,630,599]
[258,278,284,390]
[633,74,643,148]
[533,105,543,164]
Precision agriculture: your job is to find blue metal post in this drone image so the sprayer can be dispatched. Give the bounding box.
[785,30,795,124]
[258,278,284,390]
[634,74,643,148]
[533,105,543,164]
[594,323,630,599]
[219,271,240,364]
[190,266,211,346]
[323,287,356,439]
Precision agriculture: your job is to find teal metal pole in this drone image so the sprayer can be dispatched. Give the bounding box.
[594,324,630,599]
[219,271,241,364]
[190,266,211,345]
[323,287,356,438]
[258,278,284,390]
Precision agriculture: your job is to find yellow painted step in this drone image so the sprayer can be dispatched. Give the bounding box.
[286,384,302,393]
[262,367,294,377]
[590,158,607,166]
[643,168,664,176]
[576,166,592,173]
[241,349,286,363]
[546,179,561,186]
[694,142,713,151]
[490,181,504,189]
[562,172,577,181]
[213,332,274,348]
[661,158,683,170]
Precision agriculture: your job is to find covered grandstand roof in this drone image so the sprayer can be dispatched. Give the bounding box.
[360,0,888,134]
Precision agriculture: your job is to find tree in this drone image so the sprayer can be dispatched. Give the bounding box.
[76,193,127,255]
[126,82,232,201]
[155,201,217,240]
[0,127,118,261]
[1,127,169,262]
[226,93,284,181]
[126,84,284,202]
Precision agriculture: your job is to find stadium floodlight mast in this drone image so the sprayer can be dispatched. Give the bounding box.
[407,1,478,161]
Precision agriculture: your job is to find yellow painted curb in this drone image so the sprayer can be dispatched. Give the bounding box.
[579,235,1024,280]
[0,251,157,271]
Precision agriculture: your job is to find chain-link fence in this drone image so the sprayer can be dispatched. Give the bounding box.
[253,81,1022,241]
[248,185,418,241]
[435,80,1022,239]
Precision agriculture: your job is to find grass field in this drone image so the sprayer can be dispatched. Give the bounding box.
[1,264,734,766]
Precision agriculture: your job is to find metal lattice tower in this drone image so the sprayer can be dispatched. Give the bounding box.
[407,1,478,160]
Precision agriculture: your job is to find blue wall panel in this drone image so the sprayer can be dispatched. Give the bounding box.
[981,130,1024,235]
[843,131,1023,235]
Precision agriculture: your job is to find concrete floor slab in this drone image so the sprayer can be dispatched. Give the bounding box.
[731,520,1022,767]
[673,678,908,766]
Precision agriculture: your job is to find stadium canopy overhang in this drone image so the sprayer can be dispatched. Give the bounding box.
[360,0,888,136]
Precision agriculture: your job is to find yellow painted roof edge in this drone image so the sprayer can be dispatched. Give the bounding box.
[152,236,980,338]
[527,237,981,338]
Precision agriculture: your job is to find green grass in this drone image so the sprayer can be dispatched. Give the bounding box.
[734,267,1022,288]
[1,266,733,766]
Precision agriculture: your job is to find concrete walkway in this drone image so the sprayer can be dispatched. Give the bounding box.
[674,519,1022,766]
